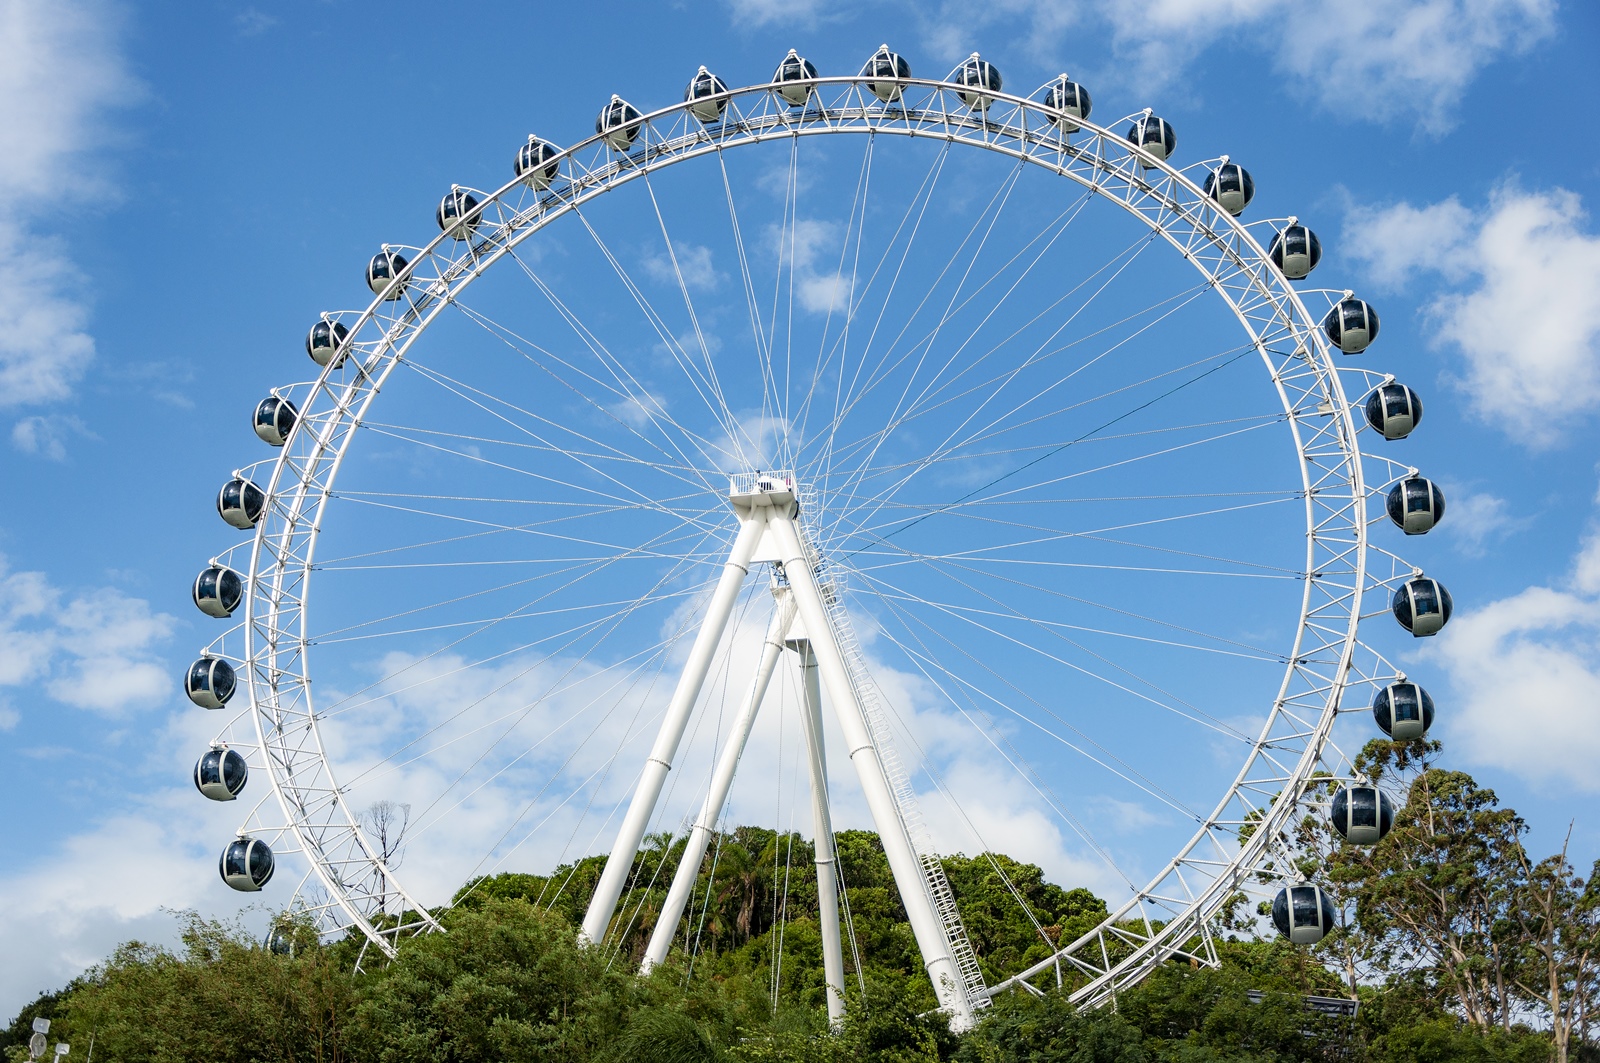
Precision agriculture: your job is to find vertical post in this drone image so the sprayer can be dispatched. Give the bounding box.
[640,590,797,972]
[796,638,847,1025]
[766,512,973,1029]
[580,512,767,947]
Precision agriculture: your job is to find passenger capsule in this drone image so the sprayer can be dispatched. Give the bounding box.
[1203,161,1255,217]
[1324,296,1380,354]
[266,925,296,956]
[1387,477,1446,535]
[217,477,267,530]
[435,187,480,240]
[1393,576,1453,637]
[596,95,643,151]
[192,565,243,618]
[515,136,560,190]
[220,836,275,892]
[861,44,910,102]
[186,655,237,710]
[1372,681,1435,740]
[1044,75,1091,130]
[773,49,818,106]
[1330,785,1396,844]
[193,746,248,801]
[685,66,729,122]
[305,318,349,368]
[366,248,408,300]
[1272,883,1336,944]
[1365,382,1423,440]
[253,395,297,447]
[1268,223,1322,280]
[954,53,1001,110]
[1126,112,1176,166]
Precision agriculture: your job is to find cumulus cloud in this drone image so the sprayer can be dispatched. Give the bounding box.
[643,241,724,294]
[1346,184,1600,446]
[11,413,93,460]
[725,0,833,28]
[0,794,244,1020]
[0,555,174,716]
[0,0,138,436]
[727,0,1552,132]
[1436,486,1524,557]
[1425,533,1600,793]
[768,217,852,315]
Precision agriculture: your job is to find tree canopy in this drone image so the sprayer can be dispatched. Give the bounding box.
[7,741,1596,1063]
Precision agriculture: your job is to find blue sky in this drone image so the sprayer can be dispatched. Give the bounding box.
[2,0,1598,1018]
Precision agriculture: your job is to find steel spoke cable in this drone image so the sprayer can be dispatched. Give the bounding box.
[394,356,711,519]
[860,579,1208,820]
[799,138,951,497]
[826,283,1226,545]
[827,189,1148,494]
[314,518,718,719]
[854,554,1275,732]
[834,316,1248,486]
[641,168,751,464]
[449,289,721,486]
[360,536,718,815]
[488,251,730,485]
[857,544,1286,661]
[565,201,742,452]
[859,586,1141,898]
[848,496,1305,578]
[828,158,1031,523]
[837,347,1259,560]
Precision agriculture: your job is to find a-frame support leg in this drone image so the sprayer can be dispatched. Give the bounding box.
[794,637,847,1025]
[640,589,797,971]
[579,513,766,946]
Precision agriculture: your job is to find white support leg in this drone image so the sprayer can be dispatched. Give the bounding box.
[640,589,797,972]
[580,512,767,947]
[795,638,847,1025]
[766,512,973,1029]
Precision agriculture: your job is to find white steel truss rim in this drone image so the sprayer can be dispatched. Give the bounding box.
[239,74,1369,994]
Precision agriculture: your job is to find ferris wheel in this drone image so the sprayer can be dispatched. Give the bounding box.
[187,46,1453,1026]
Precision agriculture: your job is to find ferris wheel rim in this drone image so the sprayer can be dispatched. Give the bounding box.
[234,69,1372,1002]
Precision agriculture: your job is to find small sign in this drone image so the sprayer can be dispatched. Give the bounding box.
[32,1019,50,1035]
[55,1045,70,1057]
[28,1033,46,1059]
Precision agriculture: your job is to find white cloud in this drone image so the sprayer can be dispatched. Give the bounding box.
[0,555,174,716]
[1577,528,1600,596]
[726,0,831,28]
[0,0,137,432]
[1426,560,1600,793]
[0,792,250,1020]
[726,0,1551,132]
[11,412,93,459]
[1346,185,1600,446]
[769,218,852,316]
[643,241,723,294]
[0,221,97,409]
[1341,198,1474,290]
[1436,486,1523,557]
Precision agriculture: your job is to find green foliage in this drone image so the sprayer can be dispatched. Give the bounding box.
[9,759,1599,1063]
[59,911,356,1063]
